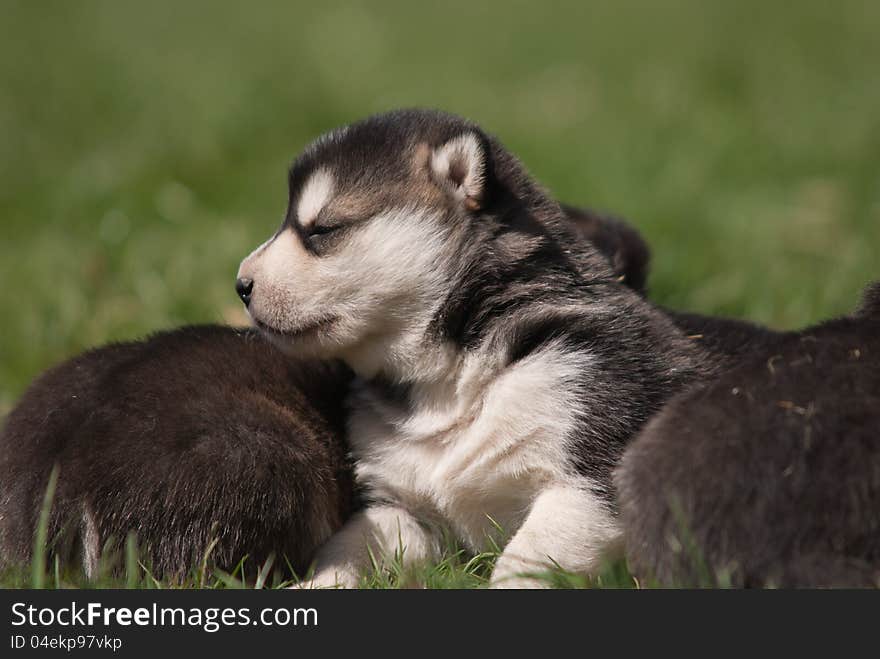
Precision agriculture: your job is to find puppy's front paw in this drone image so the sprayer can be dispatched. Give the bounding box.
[490,559,551,589]
[290,569,359,590]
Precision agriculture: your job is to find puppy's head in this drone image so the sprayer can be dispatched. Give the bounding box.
[237,110,499,365]
[561,204,651,294]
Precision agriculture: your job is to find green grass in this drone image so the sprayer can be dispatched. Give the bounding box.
[1,0,879,587]
[4,481,639,588]
[1,558,639,590]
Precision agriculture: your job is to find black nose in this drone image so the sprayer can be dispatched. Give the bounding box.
[236,278,254,306]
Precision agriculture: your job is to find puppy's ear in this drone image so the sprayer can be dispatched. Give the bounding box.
[562,204,652,294]
[855,281,880,319]
[429,132,489,211]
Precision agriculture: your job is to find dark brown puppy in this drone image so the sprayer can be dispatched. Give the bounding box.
[0,326,354,582]
[616,283,880,587]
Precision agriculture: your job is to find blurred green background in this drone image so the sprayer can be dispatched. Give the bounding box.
[2,0,879,414]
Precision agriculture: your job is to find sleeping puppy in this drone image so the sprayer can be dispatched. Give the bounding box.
[615,283,880,587]
[0,326,354,582]
[236,109,706,588]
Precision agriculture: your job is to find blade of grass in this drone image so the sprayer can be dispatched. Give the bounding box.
[254,552,275,589]
[125,532,139,589]
[31,464,59,589]
[198,537,221,588]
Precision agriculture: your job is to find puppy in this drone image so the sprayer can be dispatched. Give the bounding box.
[616,282,880,587]
[237,109,706,587]
[0,326,354,581]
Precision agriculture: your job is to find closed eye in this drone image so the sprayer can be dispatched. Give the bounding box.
[307,223,340,237]
[302,220,350,254]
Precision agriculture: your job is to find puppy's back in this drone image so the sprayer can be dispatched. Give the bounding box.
[615,283,880,587]
[0,325,354,581]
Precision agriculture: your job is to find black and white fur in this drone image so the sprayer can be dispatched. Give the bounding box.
[0,326,354,582]
[237,109,706,587]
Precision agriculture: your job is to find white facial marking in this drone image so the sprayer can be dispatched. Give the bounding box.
[297,168,335,229]
[258,227,303,279]
[240,233,276,267]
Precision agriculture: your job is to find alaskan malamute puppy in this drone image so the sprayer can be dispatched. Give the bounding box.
[0,326,354,582]
[237,109,706,587]
[616,282,880,587]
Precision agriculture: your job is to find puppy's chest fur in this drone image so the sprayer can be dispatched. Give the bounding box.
[347,345,590,550]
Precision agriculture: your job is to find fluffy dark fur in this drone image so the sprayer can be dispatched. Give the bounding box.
[664,311,783,364]
[0,325,354,581]
[616,283,880,587]
[562,204,651,294]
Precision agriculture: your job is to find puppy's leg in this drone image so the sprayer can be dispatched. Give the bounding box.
[491,482,621,588]
[294,505,440,589]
